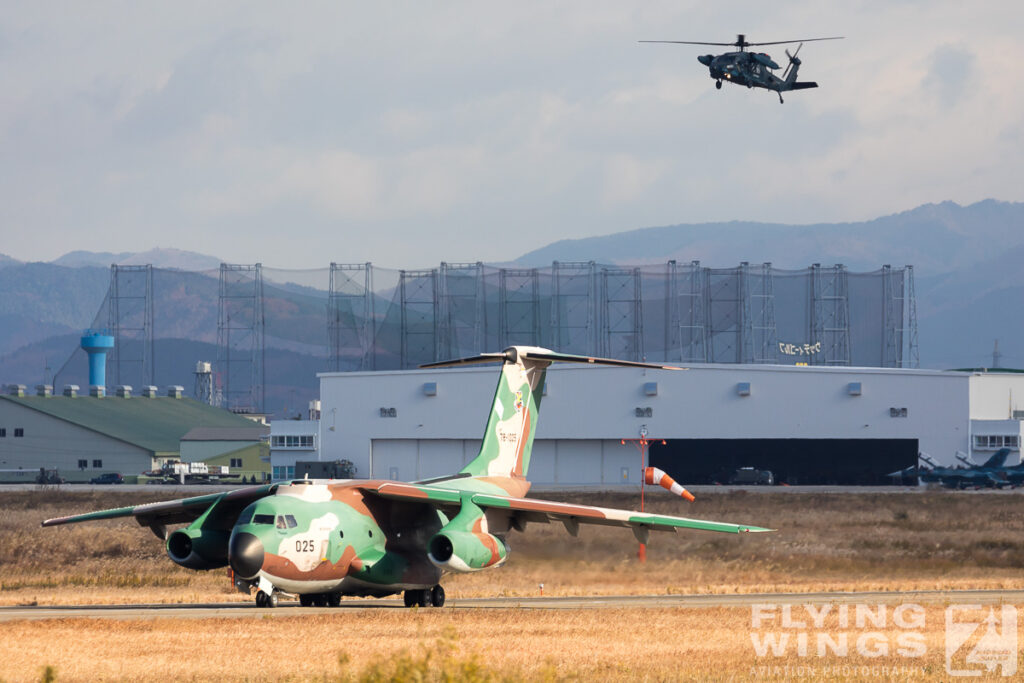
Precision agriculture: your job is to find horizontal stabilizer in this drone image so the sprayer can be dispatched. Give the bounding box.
[421,346,685,371]
[789,82,818,90]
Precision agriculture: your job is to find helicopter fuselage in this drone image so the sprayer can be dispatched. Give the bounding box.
[700,51,788,92]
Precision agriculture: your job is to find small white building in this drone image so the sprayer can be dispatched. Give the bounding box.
[313,363,1024,486]
[269,419,319,481]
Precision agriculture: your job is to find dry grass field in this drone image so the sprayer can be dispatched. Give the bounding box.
[0,606,992,681]
[2,487,1024,680]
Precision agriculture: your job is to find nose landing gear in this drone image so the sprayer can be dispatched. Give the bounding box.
[255,589,278,608]
[715,80,722,90]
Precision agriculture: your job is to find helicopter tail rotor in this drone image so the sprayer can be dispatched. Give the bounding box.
[783,42,804,80]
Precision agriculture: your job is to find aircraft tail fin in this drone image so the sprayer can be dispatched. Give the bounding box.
[422,347,682,480]
[982,447,1011,469]
[782,44,818,90]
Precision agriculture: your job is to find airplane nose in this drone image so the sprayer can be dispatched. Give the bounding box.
[229,532,264,579]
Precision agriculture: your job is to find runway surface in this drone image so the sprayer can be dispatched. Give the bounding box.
[3,589,1023,622]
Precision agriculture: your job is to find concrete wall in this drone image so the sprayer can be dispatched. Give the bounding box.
[969,373,1024,420]
[0,401,153,482]
[319,363,974,482]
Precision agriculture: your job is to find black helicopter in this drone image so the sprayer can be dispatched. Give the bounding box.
[640,34,843,103]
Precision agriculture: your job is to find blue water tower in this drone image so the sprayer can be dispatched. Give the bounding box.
[80,331,115,389]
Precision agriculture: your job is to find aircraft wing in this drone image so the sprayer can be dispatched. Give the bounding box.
[41,484,276,530]
[363,482,772,535]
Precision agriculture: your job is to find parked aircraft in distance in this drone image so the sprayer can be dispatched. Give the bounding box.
[917,448,1014,489]
[44,346,770,608]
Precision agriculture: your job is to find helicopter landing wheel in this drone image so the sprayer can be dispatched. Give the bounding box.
[715,80,722,90]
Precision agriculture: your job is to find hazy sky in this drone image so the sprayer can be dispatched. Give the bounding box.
[2,2,1022,268]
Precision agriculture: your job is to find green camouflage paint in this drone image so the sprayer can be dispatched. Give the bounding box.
[43,346,772,606]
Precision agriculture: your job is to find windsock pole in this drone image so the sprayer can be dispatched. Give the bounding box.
[620,431,667,563]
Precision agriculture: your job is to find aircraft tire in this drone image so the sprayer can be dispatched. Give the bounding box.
[715,80,722,90]
[327,593,341,607]
[256,591,266,608]
[313,594,328,607]
[430,585,445,607]
[299,594,313,607]
[403,589,429,607]
[268,592,279,608]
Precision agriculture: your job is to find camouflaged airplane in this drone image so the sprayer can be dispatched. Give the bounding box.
[43,346,770,608]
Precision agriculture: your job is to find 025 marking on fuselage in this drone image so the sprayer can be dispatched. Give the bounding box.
[242,481,452,595]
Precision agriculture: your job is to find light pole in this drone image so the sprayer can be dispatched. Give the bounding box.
[620,425,666,562]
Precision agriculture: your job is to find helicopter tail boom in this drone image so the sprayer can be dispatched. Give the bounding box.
[787,82,818,90]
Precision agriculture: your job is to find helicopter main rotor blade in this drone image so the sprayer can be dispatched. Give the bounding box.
[640,36,843,49]
[740,36,844,47]
[639,40,737,46]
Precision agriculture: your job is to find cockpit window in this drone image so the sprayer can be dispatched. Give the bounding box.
[236,509,254,525]
[275,515,298,530]
[252,514,275,525]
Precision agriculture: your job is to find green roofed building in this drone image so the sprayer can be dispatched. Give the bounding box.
[0,384,266,483]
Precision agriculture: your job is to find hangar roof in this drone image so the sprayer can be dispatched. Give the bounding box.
[180,426,268,441]
[0,395,257,456]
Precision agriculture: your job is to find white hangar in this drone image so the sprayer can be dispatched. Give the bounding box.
[312,363,1024,487]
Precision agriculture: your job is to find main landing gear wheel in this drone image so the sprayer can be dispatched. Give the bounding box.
[403,588,429,607]
[327,593,341,607]
[715,80,722,90]
[256,590,277,608]
[299,594,313,607]
[403,586,445,608]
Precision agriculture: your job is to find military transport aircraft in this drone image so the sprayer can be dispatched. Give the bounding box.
[43,346,770,608]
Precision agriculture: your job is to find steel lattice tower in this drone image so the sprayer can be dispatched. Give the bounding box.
[601,267,644,361]
[550,261,596,355]
[108,264,154,387]
[439,262,485,359]
[882,264,905,368]
[217,263,265,413]
[811,264,851,366]
[499,268,541,348]
[665,260,709,363]
[329,263,374,371]
[399,269,438,368]
[751,263,778,364]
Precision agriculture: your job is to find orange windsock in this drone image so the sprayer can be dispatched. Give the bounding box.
[644,466,695,502]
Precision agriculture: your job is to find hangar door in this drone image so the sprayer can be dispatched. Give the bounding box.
[651,438,919,486]
[370,439,481,481]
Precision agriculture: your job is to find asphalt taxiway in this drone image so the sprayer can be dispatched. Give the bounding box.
[2,589,1023,622]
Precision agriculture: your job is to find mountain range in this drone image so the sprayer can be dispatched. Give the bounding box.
[0,200,1021,414]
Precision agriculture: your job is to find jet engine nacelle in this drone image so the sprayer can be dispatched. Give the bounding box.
[427,529,508,573]
[166,527,230,570]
